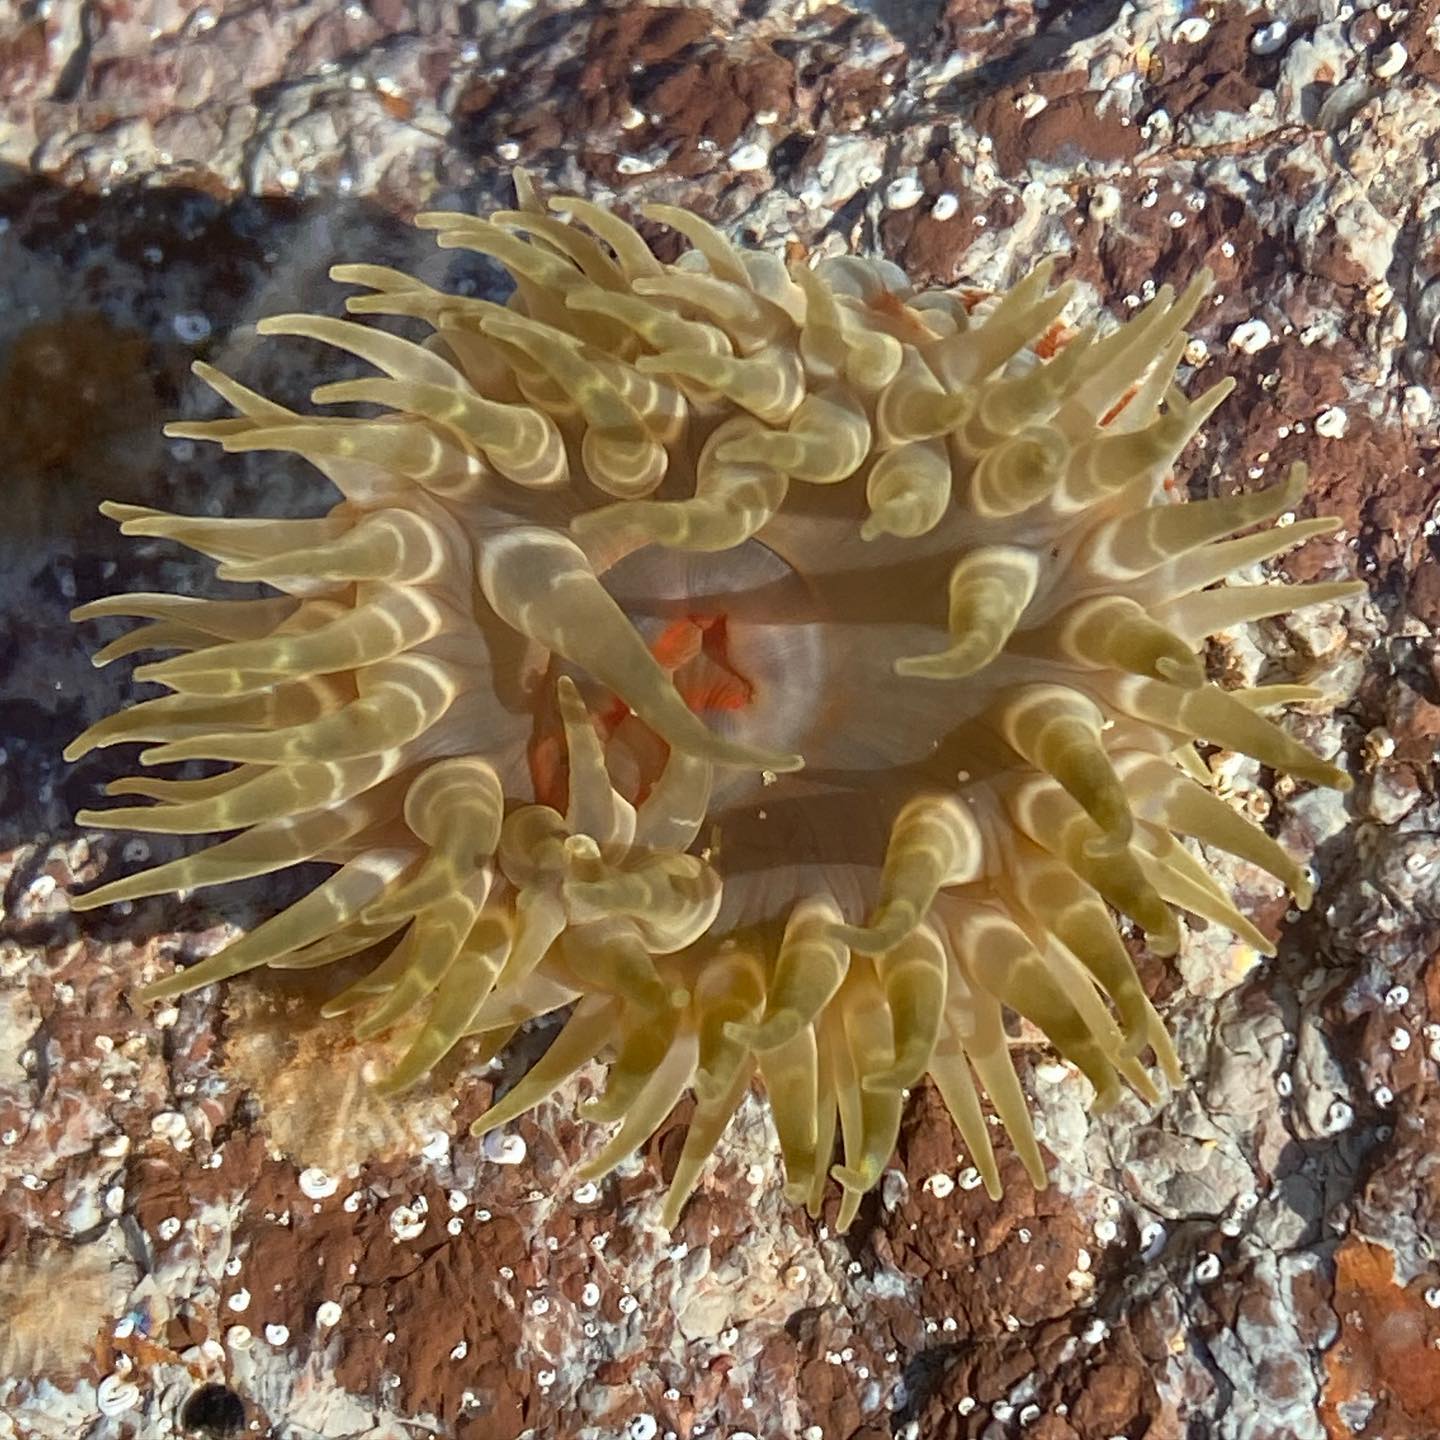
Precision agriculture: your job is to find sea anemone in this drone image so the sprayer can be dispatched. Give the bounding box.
[69,173,1359,1230]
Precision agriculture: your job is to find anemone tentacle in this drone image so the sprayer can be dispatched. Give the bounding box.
[70,173,1359,1229]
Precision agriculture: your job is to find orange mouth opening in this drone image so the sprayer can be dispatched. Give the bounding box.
[529,613,756,813]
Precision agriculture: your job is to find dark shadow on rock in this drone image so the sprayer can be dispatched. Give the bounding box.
[929,0,1130,111]
[0,166,494,870]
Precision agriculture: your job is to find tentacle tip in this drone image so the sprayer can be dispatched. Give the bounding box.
[372,1070,420,1098]
[1146,928,1182,959]
[255,314,316,339]
[567,509,609,538]
[827,914,907,955]
[1155,656,1206,689]
[1019,1160,1051,1192]
[860,1069,915,1096]
[136,974,189,1004]
[66,889,107,913]
[781,1179,811,1208]
[829,1161,878,1193]
[723,1016,784,1052]
[894,647,984,681]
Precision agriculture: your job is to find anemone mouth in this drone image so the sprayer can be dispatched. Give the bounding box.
[579,532,944,932]
[589,534,828,784]
[67,172,1361,1232]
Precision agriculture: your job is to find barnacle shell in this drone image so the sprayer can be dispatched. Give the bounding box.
[70,173,1360,1230]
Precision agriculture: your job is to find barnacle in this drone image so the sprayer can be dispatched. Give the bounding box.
[70,173,1360,1230]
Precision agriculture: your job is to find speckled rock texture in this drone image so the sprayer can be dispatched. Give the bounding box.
[1,1,1437,1438]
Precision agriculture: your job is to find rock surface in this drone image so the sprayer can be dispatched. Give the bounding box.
[2,1,1438,1438]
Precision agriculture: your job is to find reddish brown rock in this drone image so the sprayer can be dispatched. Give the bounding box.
[1322,1240,1440,1440]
